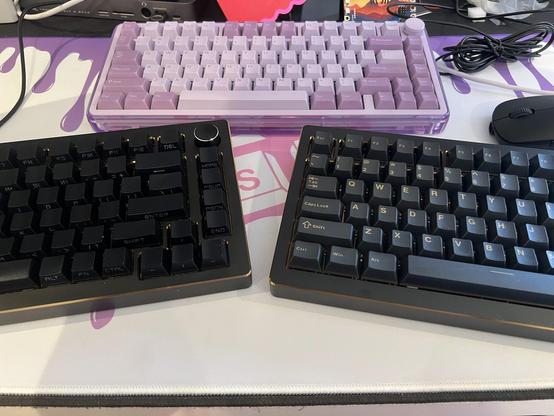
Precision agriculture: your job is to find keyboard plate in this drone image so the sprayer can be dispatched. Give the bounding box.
[270,125,554,342]
[0,121,251,325]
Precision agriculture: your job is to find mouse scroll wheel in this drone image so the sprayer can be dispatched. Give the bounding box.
[509,107,535,119]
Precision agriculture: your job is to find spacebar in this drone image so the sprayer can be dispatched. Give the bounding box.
[401,256,554,307]
[177,91,310,110]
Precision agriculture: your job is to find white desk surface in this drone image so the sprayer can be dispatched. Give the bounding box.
[0,37,554,406]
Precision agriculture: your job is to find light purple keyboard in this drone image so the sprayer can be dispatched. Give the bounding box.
[89,19,449,133]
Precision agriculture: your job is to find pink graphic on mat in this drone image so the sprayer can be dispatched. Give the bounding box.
[217,0,307,21]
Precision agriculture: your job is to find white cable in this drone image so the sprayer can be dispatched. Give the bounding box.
[436,62,554,95]
[13,0,87,20]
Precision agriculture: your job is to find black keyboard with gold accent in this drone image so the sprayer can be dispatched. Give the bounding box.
[271,125,554,341]
[0,120,251,325]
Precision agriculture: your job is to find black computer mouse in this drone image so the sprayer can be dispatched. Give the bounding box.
[490,96,554,147]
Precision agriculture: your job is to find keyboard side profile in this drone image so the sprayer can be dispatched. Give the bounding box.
[88,19,449,133]
[270,125,554,342]
[0,121,251,325]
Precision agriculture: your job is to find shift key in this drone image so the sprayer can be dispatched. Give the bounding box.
[296,216,354,247]
[305,175,338,199]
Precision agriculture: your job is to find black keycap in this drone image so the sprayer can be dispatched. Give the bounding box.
[346,202,370,226]
[19,233,47,258]
[201,167,222,187]
[401,255,554,306]
[404,209,428,233]
[69,204,93,228]
[36,186,60,210]
[510,199,537,224]
[0,213,6,237]
[80,159,101,182]
[171,243,198,273]
[51,162,76,186]
[388,230,413,256]
[520,224,549,249]
[333,156,354,181]
[325,246,359,277]
[312,131,334,154]
[71,251,101,281]
[475,148,501,173]
[101,134,124,158]
[385,162,407,185]
[397,185,420,210]
[447,145,473,170]
[111,219,161,248]
[0,168,21,193]
[120,176,143,199]
[81,225,105,251]
[64,182,88,206]
[103,247,132,276]
[367,136,389,161]
[97,200,123,224]
[361,251,397,283]
[105,156,128,178]
[160,134,183,152]
[392,139,414,164]
[307,154,329,176]
[127,193,186,221]
[453,192,478,217]
[359,159,381,182]
[342,134,364,159]
[198,147,219,166]
[39,256,70,286]
[417,142,440,166]
[140,247,170,278]
[8,190,32,213]
[507,246,538,272]
[134,150,182,175]
[343,179,365,203]
[539,202,554,227]
[50,229,77,255]
[201,239,229,268]
[0,147,14,169]
[203,188,226,207]
[418,234,444,259]
[357,226,384,252]
[481,195,507,221]
[11,212,36,236]
[540,251,554,274]
[300,196,342,222]
[412,164,434,188]
[206,209,230,234]
[289,240,323,272]
[169,219,198,245]
[16,145,45,167]
[521,177,549,202]
[460,216,487,242]
[25,165,51,189]
[465,170,490,195]
[369,182,392,206]
[374,206,398,231]
[503,151,529,176]
[48,141,72,164]
[495,173,519,198]
[425,189,448,213]
[72,136,98,160]
[93,179,117,202]
[127,136,152,156]
[478,242,506,267]
[531,153,554,179]
[296,216,354,247]
[448,238,474,263]
[491,220,518,246]
[440,167,463,192]
[0,259,37,294]
[432,213,457,238]
[0,237,16,261]
[305,175,338,199]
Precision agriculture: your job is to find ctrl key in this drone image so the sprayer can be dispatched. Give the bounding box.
[289,240,323,272]
[0,259,38,294]
[39,256,70,286]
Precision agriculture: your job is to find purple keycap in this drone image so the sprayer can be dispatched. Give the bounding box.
[338,92,363,110]
[406,49,426,65]
[416,91,439,109]
[303,21,320,37]
[150,78,171,94]
[243,22,259,38]
[304,64,323,80]
[107,65,143,79]
[162,21,180,39]
[311,92,336,110]
[124,92,152,110]
[193,36,210,52]
[270,36,287,52]
[143,64,163,81]
[212,36,230,52]
[161,51,180,66]
[181,22,199,38]
[220,50,238,65]
[381,21,400,37]
[275,78,293,91]
[252,36,268,52]
[261,22,277,37]
[120,22,140,36]
[413,77,435,94]
[403,17,426,36]
[201,50,219,65]
[134,36,153,53]
[223,64,242,79]
[338,50,357,65]
[212,78,232,91]
[240,50,258,65]
[315,78,335,93]
[328,36,345,52]
[143,22,161,38]
[183,64,202,79]
[357,50,376,65]
[162,64,183,81]
[115,35,134,51]
[233,78,252,91]
[290,36,307,51]
[231,36,248,52]
[223,22,240,37]
[337,78,355,95]
[360,21,376,38]
[374,91,396,109]
[300,50,317,66]
[391,77,413,93]
[296,78,314,94]
[153,37,173,52]
[344,64,363,81]
[366,36,403,52]
[279,21,296,39]
[103,78,149,93]
[319,50,337,66]
[340,21,358,38]
[181,51,199,65]
[97,92,125,110]
[254,78,272,91]
[324,64,343,80]
[203,64,223,79]
[112,51,141,65]
[285,64,303,81]
[265,64,282,81]
[191,78,211,91]
[280,50,298,65]
[308,36,326,52]
[142,51,161,66]
[177,91,309,110]
[321,21,337,38]
[346,36,365,52]
[364,63,408,78]
[260,50,278,65]
[173,36,193,52]
[377,50,406,65]
[356,78,392,94]
[244,64,262,80]
[404,36,423,51]
[394,91,417,109]
[409,63,430,79]
[170,79,191,94]
[200,21,218,37]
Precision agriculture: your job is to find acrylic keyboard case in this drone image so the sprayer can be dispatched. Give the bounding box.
[270,125,554,342]
[0,120,251,325]
[88,19,449,133]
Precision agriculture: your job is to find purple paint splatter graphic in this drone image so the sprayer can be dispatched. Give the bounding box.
[90,309,116,330]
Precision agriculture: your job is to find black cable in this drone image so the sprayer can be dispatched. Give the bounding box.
[0,2,63,129]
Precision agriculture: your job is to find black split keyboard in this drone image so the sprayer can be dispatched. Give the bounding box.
[0,121,251,325]
[271,125,554,341]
